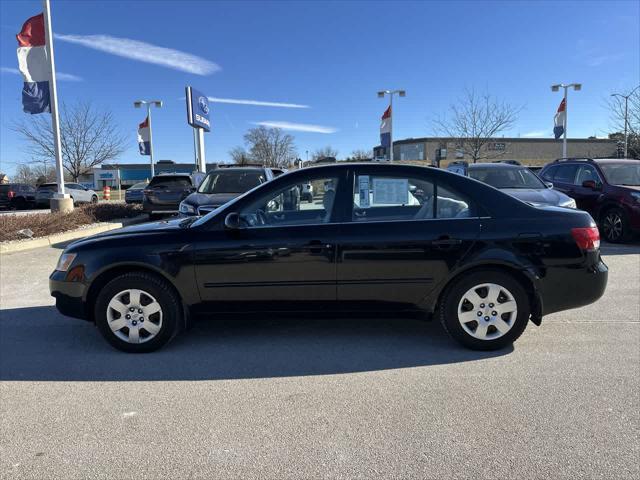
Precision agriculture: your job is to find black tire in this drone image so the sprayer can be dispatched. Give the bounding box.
[438,270,530,350]
[91,195,98,204]
[13,197,27,210]
[94,272,182,353]
[600,207,630,244]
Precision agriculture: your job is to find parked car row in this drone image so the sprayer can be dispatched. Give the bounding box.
[447,157,640,243]
[0,183,99,210]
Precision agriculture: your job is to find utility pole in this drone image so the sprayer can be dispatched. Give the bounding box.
[611,85,640,159]
[377,90,406,161]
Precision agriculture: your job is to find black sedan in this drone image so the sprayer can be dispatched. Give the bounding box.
[50,163,608,353]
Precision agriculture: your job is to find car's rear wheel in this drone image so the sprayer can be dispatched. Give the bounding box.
[94,272,182,352]
[439,270,530,350]
[601,207,630,243]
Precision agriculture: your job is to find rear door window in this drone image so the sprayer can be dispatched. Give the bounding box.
[553,165,579,184]
[352,173,473,222]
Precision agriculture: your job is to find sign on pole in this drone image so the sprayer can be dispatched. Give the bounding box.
[185,87,210,173]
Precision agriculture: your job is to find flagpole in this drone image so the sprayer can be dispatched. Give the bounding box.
[147,104,155,177]
[42,0,71,210]
[562,86,568,158]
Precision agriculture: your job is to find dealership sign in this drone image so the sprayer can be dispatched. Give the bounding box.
[185,86,211,132]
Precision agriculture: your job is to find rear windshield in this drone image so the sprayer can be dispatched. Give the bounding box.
[129,182,148,189]
[599,163,640,186]
[470,167,545,189]
[198,171,265,194]
[148,176,192,189]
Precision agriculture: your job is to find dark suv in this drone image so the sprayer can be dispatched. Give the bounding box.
[179,166,281,216]
[0,183,36,209]
[142,173,196,217]
[540,158,640,242]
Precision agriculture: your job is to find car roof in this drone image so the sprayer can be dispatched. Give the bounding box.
[593,158,640,164]
[154,172,191,176]
[209,167,267,173]
[467,163,521,169]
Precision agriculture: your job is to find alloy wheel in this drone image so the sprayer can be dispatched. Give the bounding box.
[603,212,623,242]
[457,283,518,340]
[106,289,163,344]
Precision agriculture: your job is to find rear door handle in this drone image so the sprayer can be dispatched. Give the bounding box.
[308,240,333,254]
[432,236,462,246]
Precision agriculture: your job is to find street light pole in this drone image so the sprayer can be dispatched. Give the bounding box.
[377,89,406,162]
[551,83,581,158]
[611,85,640,159]
[134,100,162,178]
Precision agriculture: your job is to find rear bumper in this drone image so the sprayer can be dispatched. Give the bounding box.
[539,258,608,316]
[49,273,89,321]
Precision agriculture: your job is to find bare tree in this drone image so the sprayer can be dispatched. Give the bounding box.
[12,161,57,185]
[235,126,297,168]
[433,89,521,163]
[607,88,640,158]
[350,149,371,161]
[229,147,252,165]
[11,101,128,181]
[312,146,338,161]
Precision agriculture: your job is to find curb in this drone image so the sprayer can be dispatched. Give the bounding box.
[0,215,148,254]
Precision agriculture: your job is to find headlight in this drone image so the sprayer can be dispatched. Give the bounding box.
[630,192,640,203]
[561,198,577,209]
[55,253,77,272]
[179,202,195,214]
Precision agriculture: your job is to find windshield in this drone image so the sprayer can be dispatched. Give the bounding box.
[130,182,148,189]
[198,171,264,194]
[470,167,545,189]
[599,163,640,186]
[191,181,267,228]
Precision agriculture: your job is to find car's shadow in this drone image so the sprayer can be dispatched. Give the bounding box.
[0,306,511,381]
[600,241,640,256]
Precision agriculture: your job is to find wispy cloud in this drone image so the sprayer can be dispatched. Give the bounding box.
[586,53,625,67]
[208,97,309,109]
[55,34,220,75]
[253,121,337,134]
[522,130,547,138]
[1,66,83,81]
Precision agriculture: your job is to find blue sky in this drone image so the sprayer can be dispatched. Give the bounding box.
[1,0,638,174]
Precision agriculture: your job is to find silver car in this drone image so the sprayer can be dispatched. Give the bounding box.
[36,182,99,207]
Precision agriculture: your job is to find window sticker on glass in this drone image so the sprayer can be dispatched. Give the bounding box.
[358,175,370,208]
[372,178,408,205]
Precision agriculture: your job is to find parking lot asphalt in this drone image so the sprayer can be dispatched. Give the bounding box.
[0,242,638,479]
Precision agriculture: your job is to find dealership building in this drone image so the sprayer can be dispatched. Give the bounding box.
[373,137,620,165]
[77,160,218,189]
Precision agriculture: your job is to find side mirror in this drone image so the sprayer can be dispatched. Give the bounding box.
[582,180,597,190]
[544,181,554,189]
[224,212,242,229]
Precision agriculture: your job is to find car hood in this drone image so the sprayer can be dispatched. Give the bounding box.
[500,188,570,206]
[184,192,239,206]
[68,218,187,248]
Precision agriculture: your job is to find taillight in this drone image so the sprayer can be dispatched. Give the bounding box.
[7,190,15,199]
[571,226,600,251]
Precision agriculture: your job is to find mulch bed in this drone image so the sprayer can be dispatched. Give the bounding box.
[0,203,143,242]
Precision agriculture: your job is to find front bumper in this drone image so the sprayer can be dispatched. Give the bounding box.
[538,258,608,316]
[50,272,89,321]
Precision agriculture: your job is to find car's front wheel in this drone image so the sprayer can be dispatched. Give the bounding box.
[439,270,530,350]
[94,272,182,352]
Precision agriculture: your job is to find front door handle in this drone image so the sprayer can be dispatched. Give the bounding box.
[432,236,462,247]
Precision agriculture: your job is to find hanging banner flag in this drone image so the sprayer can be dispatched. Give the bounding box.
[380,106,391,148]
[554,98,566,139]
[138,116,151,155]
[16,13,51,114]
